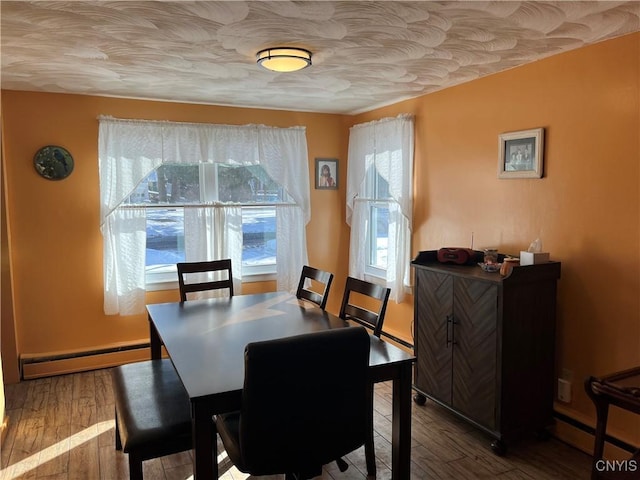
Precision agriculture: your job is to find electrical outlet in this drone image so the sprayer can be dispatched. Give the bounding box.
[558,378,572,403]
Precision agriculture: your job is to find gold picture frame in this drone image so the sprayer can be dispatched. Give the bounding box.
[498,128,544,179]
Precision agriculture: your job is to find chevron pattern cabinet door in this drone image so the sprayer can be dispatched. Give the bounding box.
[451,278,498,430]
[414,270,453,404]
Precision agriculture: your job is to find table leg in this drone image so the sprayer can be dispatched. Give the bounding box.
[391,362,412,479]
[192,401,217,480]
[149,314,162,360]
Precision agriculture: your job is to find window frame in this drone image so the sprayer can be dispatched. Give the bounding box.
[124,163,288,288]
[363,164,391,279]
[366,202,389,278]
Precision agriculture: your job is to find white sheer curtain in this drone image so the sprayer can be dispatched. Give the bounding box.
[99,117,310,315]
[183,205,243,299]
[102,207,147,314]
[346,114,414,303]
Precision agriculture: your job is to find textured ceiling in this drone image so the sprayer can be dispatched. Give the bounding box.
[2,1,639,114]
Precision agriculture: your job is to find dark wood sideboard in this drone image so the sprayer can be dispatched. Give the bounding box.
[411,250,561,454]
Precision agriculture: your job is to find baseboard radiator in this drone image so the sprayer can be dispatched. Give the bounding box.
[19,341,152,380]
[552,408,638,462]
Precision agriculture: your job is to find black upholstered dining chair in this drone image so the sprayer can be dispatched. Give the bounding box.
[339,276,391,338]
[177,258,234,301]
[112,359,192,480]
[295,265,334,310]
[215,326,372,479]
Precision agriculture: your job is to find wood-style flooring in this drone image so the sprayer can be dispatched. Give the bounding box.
[1,368,593,479]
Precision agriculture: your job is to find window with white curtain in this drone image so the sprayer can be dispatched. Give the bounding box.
[365,166,392,277]
[124,163,291,285]
[99,117,310,316]
[346,114,414,303]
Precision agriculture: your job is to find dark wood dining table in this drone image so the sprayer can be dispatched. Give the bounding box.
[147,291,415,479]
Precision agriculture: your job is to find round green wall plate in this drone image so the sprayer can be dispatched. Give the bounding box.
[34,145,74,180]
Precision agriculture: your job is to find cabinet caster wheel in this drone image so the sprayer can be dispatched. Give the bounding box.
[491,439,507,456]
[413,393,427,405]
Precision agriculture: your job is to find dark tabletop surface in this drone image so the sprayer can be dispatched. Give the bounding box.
[147,291,415,401]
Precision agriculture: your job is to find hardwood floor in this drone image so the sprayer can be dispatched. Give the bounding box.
[1,368,593,479]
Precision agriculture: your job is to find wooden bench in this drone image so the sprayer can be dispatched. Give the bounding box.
[112,359,193,480]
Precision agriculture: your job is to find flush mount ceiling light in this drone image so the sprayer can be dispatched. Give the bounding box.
[256,47,312,72]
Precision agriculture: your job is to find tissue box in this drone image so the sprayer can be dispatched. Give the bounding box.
[520,251,550,266]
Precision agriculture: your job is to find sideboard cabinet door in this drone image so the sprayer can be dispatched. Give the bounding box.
[415,269,453,405]
[452,277,498,430]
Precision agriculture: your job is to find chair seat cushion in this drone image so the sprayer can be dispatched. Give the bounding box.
[216,411,322,479]
[112,359,192,453]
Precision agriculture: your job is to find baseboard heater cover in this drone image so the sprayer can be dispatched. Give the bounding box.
[19,341,151,379]
[553,410,638,454]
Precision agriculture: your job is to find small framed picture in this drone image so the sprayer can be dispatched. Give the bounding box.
[498,128,544,179]
[315,158,338,189]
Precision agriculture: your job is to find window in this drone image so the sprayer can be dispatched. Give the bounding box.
[125,163,288,283]
[100,117,310,316]
[366,166,391,277]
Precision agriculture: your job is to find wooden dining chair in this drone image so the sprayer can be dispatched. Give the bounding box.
[339,276,391,338]
[215,326,372,479]
[295,265,334,310]
[177,259,234,301]
[338,276,390,476]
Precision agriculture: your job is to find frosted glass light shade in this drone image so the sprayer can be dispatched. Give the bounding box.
[257,48,312,72]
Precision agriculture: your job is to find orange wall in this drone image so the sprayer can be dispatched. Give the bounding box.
[0,94,351,363]
[1,32,639,448]
[355,33,640,447]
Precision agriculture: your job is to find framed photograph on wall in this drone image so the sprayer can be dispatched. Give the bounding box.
[498,128,544,179]
[315,158,338,189]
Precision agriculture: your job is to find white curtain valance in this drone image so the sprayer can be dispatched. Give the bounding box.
[99,116,310,226]
[346,113,413,228]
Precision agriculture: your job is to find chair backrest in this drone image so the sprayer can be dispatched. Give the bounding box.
[237,326,371,475]
[295,265,334,310]
[339,276,390,338]
[176,259,234,302]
